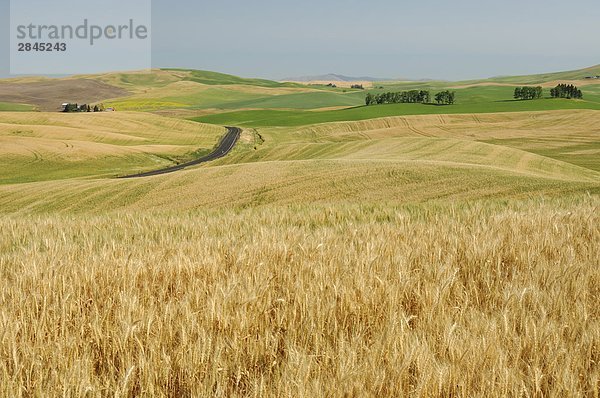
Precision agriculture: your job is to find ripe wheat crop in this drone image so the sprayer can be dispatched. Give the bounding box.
[1,198,598,397]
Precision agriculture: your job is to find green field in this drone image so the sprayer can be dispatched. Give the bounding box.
[218,90,366,110]
[188,75,600,127]
[0,102,35,111]
[194,97,600,127]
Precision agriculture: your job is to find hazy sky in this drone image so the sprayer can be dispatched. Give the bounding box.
[2,0,599,80]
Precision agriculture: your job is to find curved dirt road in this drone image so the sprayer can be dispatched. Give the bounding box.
[118,126,241,179]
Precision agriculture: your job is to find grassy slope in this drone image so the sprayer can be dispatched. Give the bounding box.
[176,69,300,88]
[239,110,600,172]
[221,138,599,181]
[105,84,365,112]
[86,69,302,90]
[218,90,366,110]
[97,69,365,112]
[0,112,224,184]
[469,64,600,84]
[0,102,35,111]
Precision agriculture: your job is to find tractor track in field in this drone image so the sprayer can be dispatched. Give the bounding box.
[117,126,241,179]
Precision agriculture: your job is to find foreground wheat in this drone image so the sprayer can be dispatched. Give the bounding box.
[0,199,598,397]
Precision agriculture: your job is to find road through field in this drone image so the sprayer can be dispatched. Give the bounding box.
[118,126,241,178]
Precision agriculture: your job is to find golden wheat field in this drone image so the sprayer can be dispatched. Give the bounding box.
[0,198,598,397]
[0,105,599,396]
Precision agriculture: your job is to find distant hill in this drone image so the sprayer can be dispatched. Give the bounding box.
[165,69,301,88]
[282,74,393,83]
[0,78,129,112]
[0,69,304,111]
[462,64,600,85]
[2,65,599,112]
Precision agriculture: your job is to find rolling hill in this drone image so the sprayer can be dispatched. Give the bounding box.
[1,65,600,121]
[282,74,391,82]
[1,65,599,397]
[456,64,600,85]
[0,108,597,211]
[0,111,225,184]
[0,78,129,111]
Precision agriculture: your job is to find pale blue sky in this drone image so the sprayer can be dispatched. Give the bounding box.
[2,0,599,80]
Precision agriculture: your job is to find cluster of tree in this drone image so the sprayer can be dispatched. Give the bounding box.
[351,84,364,90]
[365,90,431,105]
[514,86,543,100]
[550,84,583,99]
[63,103,106,113]
[434,91,455,105]
[326,83,337,88]
[63,103,81,112]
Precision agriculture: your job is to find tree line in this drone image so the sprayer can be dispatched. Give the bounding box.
[365,83,584,107]
[366,90,430,105]
[550,84,583,99]
[366,90,455,106]
[514,84,584,100]
[514,86,543,100]
[63,103,106,113]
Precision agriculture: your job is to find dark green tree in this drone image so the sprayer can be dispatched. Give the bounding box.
[63,103,79,112]
[434,91,455,105]
[514,86,543,100]
[365,90,432,106]
[514,87,523,100]
[551,84,583,99]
